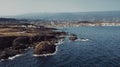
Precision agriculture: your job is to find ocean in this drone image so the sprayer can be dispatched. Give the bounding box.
[0,26,120,67]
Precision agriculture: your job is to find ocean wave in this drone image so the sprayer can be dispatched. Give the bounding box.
[0,54,23,62]
[55,39,64,45]
[75,38,89,42]
[8,54,23,60]
[0,59,5,62]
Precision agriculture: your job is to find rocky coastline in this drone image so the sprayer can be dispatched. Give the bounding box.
[0,24,68,60]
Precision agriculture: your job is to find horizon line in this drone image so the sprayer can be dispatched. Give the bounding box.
[1,10,120,17]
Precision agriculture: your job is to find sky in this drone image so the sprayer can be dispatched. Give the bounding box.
[0,0,120,16]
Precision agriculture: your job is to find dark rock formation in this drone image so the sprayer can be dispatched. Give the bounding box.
[0,51,10,59]
[69,34,78,41]
[31,35,57,42]
[0,48,22,59]
[12,37,31,49]
[0,36,17,49]
[0,36,31,59]
[33,41,56,55]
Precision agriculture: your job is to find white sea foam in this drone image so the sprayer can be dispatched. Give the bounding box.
[0,54,23,62]
[8,54,23,60]
[0,59,5,62]
[55,39,64,45]
[75,38,89,42]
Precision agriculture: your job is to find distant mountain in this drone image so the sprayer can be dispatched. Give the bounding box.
[9,11,120,22]
[0,18,17,21]
[0,18,28,24]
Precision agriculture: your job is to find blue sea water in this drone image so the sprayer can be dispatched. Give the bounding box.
[0,26,120,67]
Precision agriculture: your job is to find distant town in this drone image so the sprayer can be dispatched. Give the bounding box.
[43,21,120,27]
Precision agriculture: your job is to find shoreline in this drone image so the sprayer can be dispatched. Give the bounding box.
[0,37,65,61]
[33,39,64,57]
[0,24,67,60]
[0,39,64,62]
[33,46,58,57]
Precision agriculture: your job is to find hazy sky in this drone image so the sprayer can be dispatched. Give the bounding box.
[0,0,120,16]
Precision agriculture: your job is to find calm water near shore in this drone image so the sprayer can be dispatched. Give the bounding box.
[0,26,120,67]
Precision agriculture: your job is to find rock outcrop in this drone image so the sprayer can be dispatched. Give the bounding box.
[0,48,22,59]
[0,36,17,49]
[12,36,31,49]
[33,41,56,55]
[69,34,78,41]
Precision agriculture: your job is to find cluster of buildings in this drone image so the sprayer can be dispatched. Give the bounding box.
[43,21,120,27]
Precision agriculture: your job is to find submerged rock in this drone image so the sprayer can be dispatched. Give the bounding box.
[33,41,56,55]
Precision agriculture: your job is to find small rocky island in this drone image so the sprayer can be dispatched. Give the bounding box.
[69,34,78,41]
[0,23,67,60]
